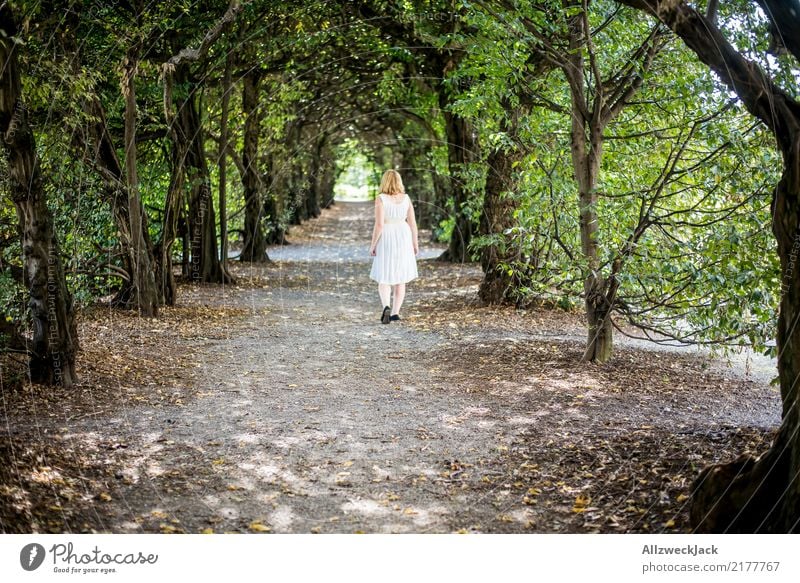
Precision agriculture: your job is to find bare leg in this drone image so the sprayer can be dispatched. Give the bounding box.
[378,283,391,308]
[391,283,406,315]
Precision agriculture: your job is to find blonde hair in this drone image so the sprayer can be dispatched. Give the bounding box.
[379,169,405,195]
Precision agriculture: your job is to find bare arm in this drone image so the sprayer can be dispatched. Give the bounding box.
[406,195,419,255]
[369,196,384,255]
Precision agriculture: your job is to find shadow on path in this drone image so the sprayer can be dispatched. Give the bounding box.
[0,200,781,534]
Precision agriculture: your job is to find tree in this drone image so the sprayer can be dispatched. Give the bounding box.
[238,67,270,262]
[160,0,240,284]
[121,41,161,316]
[617,0,800,533]
[0,4,78,386]
[510,0,666,361]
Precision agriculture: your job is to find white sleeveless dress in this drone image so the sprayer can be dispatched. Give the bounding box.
[369,193,418,285]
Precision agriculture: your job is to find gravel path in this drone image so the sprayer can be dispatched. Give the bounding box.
[97,202,522,533]
[3,200,781,534]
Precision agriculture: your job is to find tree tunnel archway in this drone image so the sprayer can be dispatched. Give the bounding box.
[2,0,799,534]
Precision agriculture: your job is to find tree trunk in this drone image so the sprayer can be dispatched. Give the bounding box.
[398,141,433,229]
[218,47,232,270]
[572,112,611,362]
[479,99,524,305]
[478,144,522,305]
[305,134,327,219]
[318,140,337,211]
[60,18,139,308]
[121,47,159,316]
[438,106,478,263]
[239,69,269,263]
[285,124,307,226]
[154,140,184,306]
[565,12,612,363]
[582,274,614,363]
[691,173,800,532]
[181,77,234,283]
[77,95,136,306]
[289,163,308,225]
[1,7,78,386]
[66,25,161,311]
[319,156,337,210]
[615,0,800,532]
[262,154,288,244]
[158,61,190,304]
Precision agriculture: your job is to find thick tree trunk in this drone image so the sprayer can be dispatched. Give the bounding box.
[319,156,337,210]
[85,101,161,311]
[1,7,78,386]
[615,0,800,532]
[318,139,337,211]
[284,124,307,226]
[398,141,433,228]
[478,144,522,305]
[189,179,229,282]
[691,174,800,532]
[289,163,308,225]
[239,69,269,263]
[122,48,159,316]
[438,107,478,263]
[180,77,234,283]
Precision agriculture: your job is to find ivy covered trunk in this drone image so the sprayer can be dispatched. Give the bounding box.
[239,69,269,263]
[305,135,325,220]
[317,148,337,211]
[1,6,78,386]
[285,124,308,226]
[398,143,431,229]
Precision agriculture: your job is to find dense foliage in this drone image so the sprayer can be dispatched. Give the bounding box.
[0,0,791,359]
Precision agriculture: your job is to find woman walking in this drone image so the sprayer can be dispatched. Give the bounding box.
[369,169,419,324]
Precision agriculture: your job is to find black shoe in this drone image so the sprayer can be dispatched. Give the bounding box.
[389,314,401,322]
[381,306,391,324]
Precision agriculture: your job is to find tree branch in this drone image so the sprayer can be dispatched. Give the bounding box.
[164,0,247,68]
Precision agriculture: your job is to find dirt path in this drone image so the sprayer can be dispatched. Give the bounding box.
[1,201,782,533]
